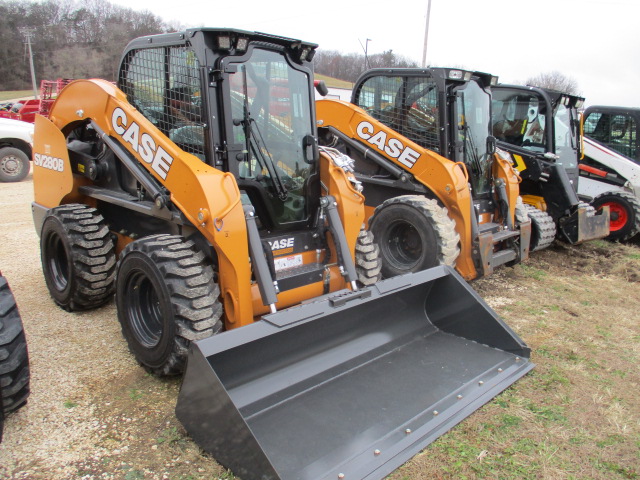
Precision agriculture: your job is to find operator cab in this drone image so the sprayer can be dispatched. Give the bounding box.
[352,68,499,209]
[118,28,321,234]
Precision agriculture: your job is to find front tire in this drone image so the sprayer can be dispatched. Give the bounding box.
[0,147,29,182]
[591,191,640,241]
[369,195,460,278]
[115,234,222,376]
[40,204,116,311]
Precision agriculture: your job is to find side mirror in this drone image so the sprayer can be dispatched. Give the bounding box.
[314,80,329,97]
[303,134,319,163]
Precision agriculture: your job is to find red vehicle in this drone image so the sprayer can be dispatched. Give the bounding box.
[0,79,73,124]
[0,99,40,123]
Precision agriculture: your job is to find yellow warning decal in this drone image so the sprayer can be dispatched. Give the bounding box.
[512,154,527,172]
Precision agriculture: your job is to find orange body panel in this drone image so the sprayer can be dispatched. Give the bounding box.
[493,152,523,223]
[33,79,365,329]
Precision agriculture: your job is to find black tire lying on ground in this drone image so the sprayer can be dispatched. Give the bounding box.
[0,272,30,443]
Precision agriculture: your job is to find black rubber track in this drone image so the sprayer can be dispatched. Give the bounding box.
[524,204,557,251]
[0,274,30,443]
[116,234,223,376]
[40,204,116,311]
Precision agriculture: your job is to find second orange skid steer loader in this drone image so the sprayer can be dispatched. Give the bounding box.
[31,28,533,479]
[317,68,531,282]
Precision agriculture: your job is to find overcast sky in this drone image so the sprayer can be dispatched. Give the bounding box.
[107,0,640,107]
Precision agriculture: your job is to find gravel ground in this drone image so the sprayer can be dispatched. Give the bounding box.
[0,172,227,479]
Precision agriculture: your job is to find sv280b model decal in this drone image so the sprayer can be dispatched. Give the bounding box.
[34,153,65,172]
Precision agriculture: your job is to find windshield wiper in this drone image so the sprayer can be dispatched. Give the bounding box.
[234,65,288,201]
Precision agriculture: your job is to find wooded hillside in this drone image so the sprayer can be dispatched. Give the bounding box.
[1,0,416,90]
[0,0,169,90]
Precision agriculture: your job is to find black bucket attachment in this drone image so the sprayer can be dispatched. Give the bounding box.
[176,266,534,480]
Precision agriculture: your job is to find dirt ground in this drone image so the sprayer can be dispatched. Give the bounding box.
[0,172,638,480]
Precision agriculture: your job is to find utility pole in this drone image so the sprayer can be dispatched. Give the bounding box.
[359,38,372,70]
[365,38,371,69]
[421,0,432,68]
[19,28,38,99]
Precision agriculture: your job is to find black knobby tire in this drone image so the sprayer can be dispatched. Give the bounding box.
[354,228,382,286]
[115,234,223,376]
[40,204,116,311]
[0,274,30,443]
[524,204,557,251]
[591,191,640,241]
[0,147,30,183]
[369,195,460,278]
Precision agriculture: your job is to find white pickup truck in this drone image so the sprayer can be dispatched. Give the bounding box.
[0,117,34,182]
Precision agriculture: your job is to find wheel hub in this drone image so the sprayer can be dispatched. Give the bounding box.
[1,156,20,175]
[602,202,627,231]
[388,221,422,268]
[126,270,163,349]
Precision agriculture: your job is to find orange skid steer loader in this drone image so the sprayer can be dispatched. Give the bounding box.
[317,69,531,282]
[31,28,533,479]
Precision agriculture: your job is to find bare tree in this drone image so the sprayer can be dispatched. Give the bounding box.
[314,49,417,82]
[525,71,580,94]
[0,0,168,90]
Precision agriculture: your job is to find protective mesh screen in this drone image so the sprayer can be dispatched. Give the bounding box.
[119,46,207,161]
[354,75,441,153]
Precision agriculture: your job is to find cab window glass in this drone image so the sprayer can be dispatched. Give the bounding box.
[354,76,440,152]
[584,112,637,160]
[492,93,545,152]
[119,46,206,161]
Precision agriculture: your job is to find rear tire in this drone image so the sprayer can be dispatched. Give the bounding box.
[115,234,222,376]
[524,204,557,251]
[591,191,640,241]
[369,195,460,278]
[354,228,382,286]
[0,274,30,443]
[40,204,116,311]
[0,147,29,182]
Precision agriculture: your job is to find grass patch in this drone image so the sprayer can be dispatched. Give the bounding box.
[63,399,79,408]
[0,90,33,101]
[519,264,547,281]
[527,403,567,423]
[128,388,144,401]
[124,470,144,480]
[592,459,639,478]
[157,426,188,448]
